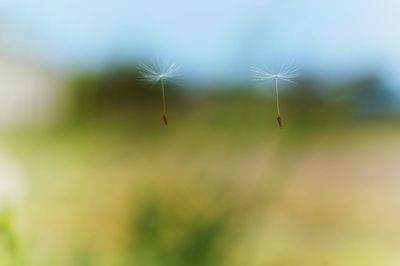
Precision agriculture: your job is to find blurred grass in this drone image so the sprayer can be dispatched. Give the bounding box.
[0,68,400,265]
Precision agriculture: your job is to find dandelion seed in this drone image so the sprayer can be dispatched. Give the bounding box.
[277,114,283,129]
[251,64,299,128]
[138,60,181,126]
[163,112,168,126]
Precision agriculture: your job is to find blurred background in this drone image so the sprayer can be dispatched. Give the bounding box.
[0,0,400,265]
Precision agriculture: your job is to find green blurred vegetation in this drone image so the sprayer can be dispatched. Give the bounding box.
[1,65,400,266]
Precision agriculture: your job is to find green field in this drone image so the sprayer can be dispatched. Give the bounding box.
[0,83,399,266]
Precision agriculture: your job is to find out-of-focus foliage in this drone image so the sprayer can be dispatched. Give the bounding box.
[1,65,399,266]
[66,66,185,123]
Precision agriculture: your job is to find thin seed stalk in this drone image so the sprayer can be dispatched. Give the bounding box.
[161,78,168,126]
[275,77,280,115]
[275,78,283,128]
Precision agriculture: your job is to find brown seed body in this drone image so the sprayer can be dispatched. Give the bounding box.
[277,115,283,129]
[163,113,168,126]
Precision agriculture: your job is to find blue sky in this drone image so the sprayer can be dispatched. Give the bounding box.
[1,0,400,83]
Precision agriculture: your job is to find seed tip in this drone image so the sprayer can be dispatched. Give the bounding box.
[277,115,283,129]
[163,113,168,126]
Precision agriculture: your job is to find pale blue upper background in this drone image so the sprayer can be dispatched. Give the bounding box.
[1,0,399,84]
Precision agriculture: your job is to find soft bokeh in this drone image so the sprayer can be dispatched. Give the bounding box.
[0,1,400,266]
